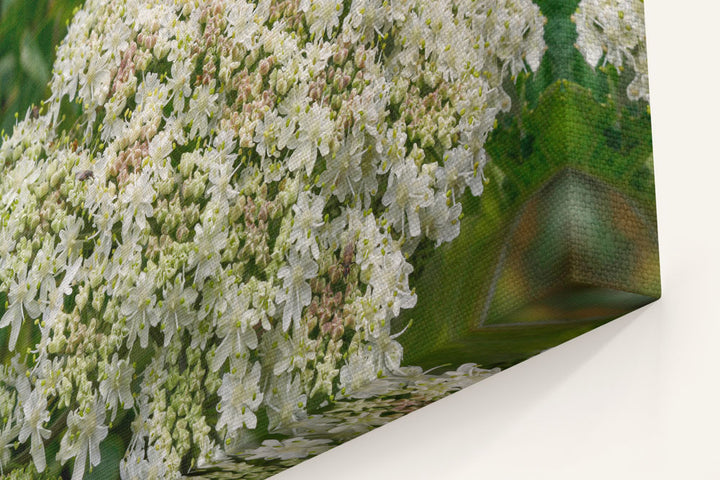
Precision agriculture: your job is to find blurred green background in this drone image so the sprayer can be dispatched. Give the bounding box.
[0,0,83,134]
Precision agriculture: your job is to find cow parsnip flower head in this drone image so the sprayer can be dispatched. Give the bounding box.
[573,0,649,102]
[0,0,545,477]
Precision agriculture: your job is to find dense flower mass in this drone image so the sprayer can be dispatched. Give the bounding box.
[573,0,649,101]
[0,0,546,478]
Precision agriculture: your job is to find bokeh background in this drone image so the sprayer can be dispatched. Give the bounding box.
[0,0,82,134]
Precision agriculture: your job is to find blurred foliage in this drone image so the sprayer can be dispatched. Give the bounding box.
[0,0,83,135]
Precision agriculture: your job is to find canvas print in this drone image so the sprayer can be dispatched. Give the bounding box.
[0,0,659,478]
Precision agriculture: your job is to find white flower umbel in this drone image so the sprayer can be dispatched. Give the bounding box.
[186,84,218,139]
[574,0,649,101]
[0,0,547,476]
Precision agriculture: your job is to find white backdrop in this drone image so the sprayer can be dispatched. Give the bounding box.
[277,1,720,478]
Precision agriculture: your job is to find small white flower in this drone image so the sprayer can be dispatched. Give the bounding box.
[368,249,416,317]
[42,257,82,336]
[120,171,156,237]
[103,20,131,54]
[99,353,135,421]
[367,325,404,375]
[56,214,85,265]
[79,52,112,106]
[438,147,484,202]
[319,132,364,202]
[289,191,325,259]
[119,443,169,480]
[217,360,264,433]
[276,249,318,331]
[0,266,41,352]
[106,231,143,292]
[148,131,173,166]
[302,0,343,39]
[286,104,334,176]
[339,346,378,397]
[136,73,170,110]
[226,0,261,49]
[187,84,218,138]
[189,221,228,287]
[303,41,333,74]
[260,323,316,376]
[344,0,388,42]
[2,158,40,209]
[211,289,258,372]
[382,160,433,238]
[379,122,407,175]
[574,0,648,101]
[0,228,16,272]
[31,237,59,304]
[254,109,285,160]
[356,142,381,208]
[120,271,160,349]
[158,274,198,347]
[266,373,308,431]
[18,389,51,473]
[207,156,240,203]
[167,59,194,112]
[420,191,462,246]
[0,415,20,474]
[278,83,310,123]
[119,447,148,480]
[58,398,109,480]
[354,213,384,270]
[245,437,332,460]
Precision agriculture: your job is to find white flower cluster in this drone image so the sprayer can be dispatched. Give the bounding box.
[0,0,545,478]
[573,0,649,102]
[194,362,499,478]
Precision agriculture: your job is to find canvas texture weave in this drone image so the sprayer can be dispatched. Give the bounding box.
[0,0,658,478]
